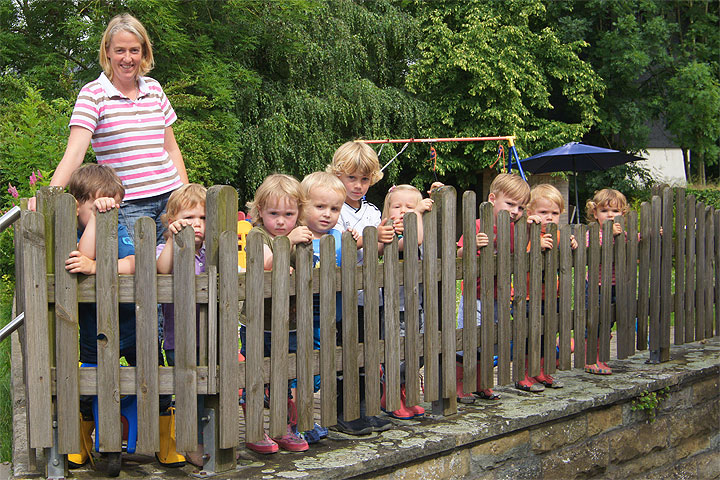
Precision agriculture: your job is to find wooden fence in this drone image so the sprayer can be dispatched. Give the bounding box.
[12,185,719,475]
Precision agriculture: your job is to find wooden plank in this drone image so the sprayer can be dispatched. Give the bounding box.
[421,205,439,402]
[637,203,651,351]
[599,220,613,363]
[674,189,686,345]
[218,231,239,448]
[21,210,53,448]
[244,229,265,444]
[383,234,401,413]
[362,226,381,417]
[695,201,706,341]
[660,188,673,361]
[439,187,457,414]
[544,223,558,375]
[704,207,714,339]
[269,236,290,439]
[206,265,217,394]
[402,214,421,407]
[586,223,600,367]
[648,196,662,362]
[512,214,528,379]
[496,210,511,384]
[614,216,627,359]
[478,202,494,390]
[625,211,638,357]
[295,241,314,432]
[573,224,587,369]
[461,191,478,392]
[37,187,63,364]
[341,231,360,420]
[558,224,572,370]
[528,221,542,377]
[319,235,338,426]
[133,217,159,454]
[685,195,696,343]
[95,209,121,452]
[53,194,80,454]
[173,225,197,451]
[715,211,720,338]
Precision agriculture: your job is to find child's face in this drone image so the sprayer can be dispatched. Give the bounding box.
[259,196,299,237]
[488,191,525,222]
[77,193,122,228]
[305,187,344,235]
[594,203,623,225]
[529,198,561,225]
[173,203,206,250]
[337,170,372,206]
[387,190,419,220]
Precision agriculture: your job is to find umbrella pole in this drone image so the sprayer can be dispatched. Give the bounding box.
[574,171,580,224]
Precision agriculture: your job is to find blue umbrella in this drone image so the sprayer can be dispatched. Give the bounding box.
[512,142,643,222]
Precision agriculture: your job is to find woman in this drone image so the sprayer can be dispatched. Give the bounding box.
[32,13,187,243]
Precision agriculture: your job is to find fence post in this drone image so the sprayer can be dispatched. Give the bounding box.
[528,221,542,377]
[543,222,558,374]
[362,226,381,416]
[438,186,457,415]
[614,216,627,359]
[674,189,686,345]
[422,200,439,405]
[695,201,706,341]
[572,224,587,369]
[660,188,673,361]
[704,207,714,339]
[341,231,360,420]
[383,232,401,413]
[685,195,696,343]
[402,213,421,408]
[478,202,494,390]
[648,196,662,363]
[558,223,572,370]
[496,210,512,384]
[625,211,638,357]
[319,234,338,426]
[513,214,528,377]
[461,191,477,393]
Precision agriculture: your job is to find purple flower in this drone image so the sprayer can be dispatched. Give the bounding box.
[8,183,19,198]
[29,171,37,186]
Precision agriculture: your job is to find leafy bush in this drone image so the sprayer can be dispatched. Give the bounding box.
[686,186,720,210]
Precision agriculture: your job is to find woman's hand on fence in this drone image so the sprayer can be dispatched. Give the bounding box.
[65,250,96,275]
[475,232,489,249]
[288,226,313,245]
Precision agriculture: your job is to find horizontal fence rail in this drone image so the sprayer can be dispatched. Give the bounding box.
[13,185,718,473]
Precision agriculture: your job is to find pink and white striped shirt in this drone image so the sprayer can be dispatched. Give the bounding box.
[69,73,183,201]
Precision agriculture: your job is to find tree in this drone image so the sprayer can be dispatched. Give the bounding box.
[406,0,603,187]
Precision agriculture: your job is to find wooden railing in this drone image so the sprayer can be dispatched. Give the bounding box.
[12,185,718,475]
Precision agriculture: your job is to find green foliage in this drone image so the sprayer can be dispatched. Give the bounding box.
[631,387,670,422]
[0,278,13,461]
[686,186,720,210]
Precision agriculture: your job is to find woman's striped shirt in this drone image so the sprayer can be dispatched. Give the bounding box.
[69,73,182,201]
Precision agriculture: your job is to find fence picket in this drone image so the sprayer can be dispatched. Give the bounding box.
[614,216,627,359]
[496,210,511,384]
[704,207,714,339]
[637,203,651,351]
[341,231,360,420]
[383,234,401,413]
[696,201,706,341]
[53,194,80,453]
[558,224,572,370]
[134,217,159,454]
[244,230,265,444]
[626,211,638,357]
[573,224,587,369]
[461,192,477,392]
[439,187,457,413]
[295,241,314,432]
[715,210,720,337]
[512,215,528,379]
[660,188,673,361]
[479,202,494,390]
[269,236,290,438]
[544,223,558,375]
[421,205,439,403]
[320,235,338,425]
[649,197,662,362]
[95,209,121,452]
[685,196,696,343]
[403,213,421,407]
[363,226,381,416]
[599,220,613,363]
[219,230,239,447]
[674,190,686,344]
[528,221,542,377]
[587,223,600,367]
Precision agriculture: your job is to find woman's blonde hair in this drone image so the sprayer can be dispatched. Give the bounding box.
[162,184,207,232]
[586,188,629,222]
[528,184,565,214]
[326,141,383,185]
[382,184,423,218]
[247,174,305,227]
[99,13,154,81]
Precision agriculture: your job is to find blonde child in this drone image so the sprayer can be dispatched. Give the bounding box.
[240,174,312,453]
[456,173,536,403]
[328,141,394,435]
[584,188,629,375]
[65,164,184,469]
[379,184,433,419]
[155,184,207,466]
[514,184,577,393]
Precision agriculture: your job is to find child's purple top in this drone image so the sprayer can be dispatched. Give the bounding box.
[156,244,206,350]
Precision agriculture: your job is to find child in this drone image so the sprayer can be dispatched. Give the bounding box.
[240,174,312,453]
[584,188,629,375]
[155,183,207,466]
[379,184,433,419]
[328,141,395,435]
[64,164,184,469]
[515,184,576,393]
[299,171,345,442]
[455,173,533,403]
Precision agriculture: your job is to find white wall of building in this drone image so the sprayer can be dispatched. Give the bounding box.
[636,148,687,187]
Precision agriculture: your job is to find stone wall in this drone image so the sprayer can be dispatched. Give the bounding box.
[374,375,719,480]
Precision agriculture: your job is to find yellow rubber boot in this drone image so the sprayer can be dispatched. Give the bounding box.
[68,419,95,468]
[156,408,186,467]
